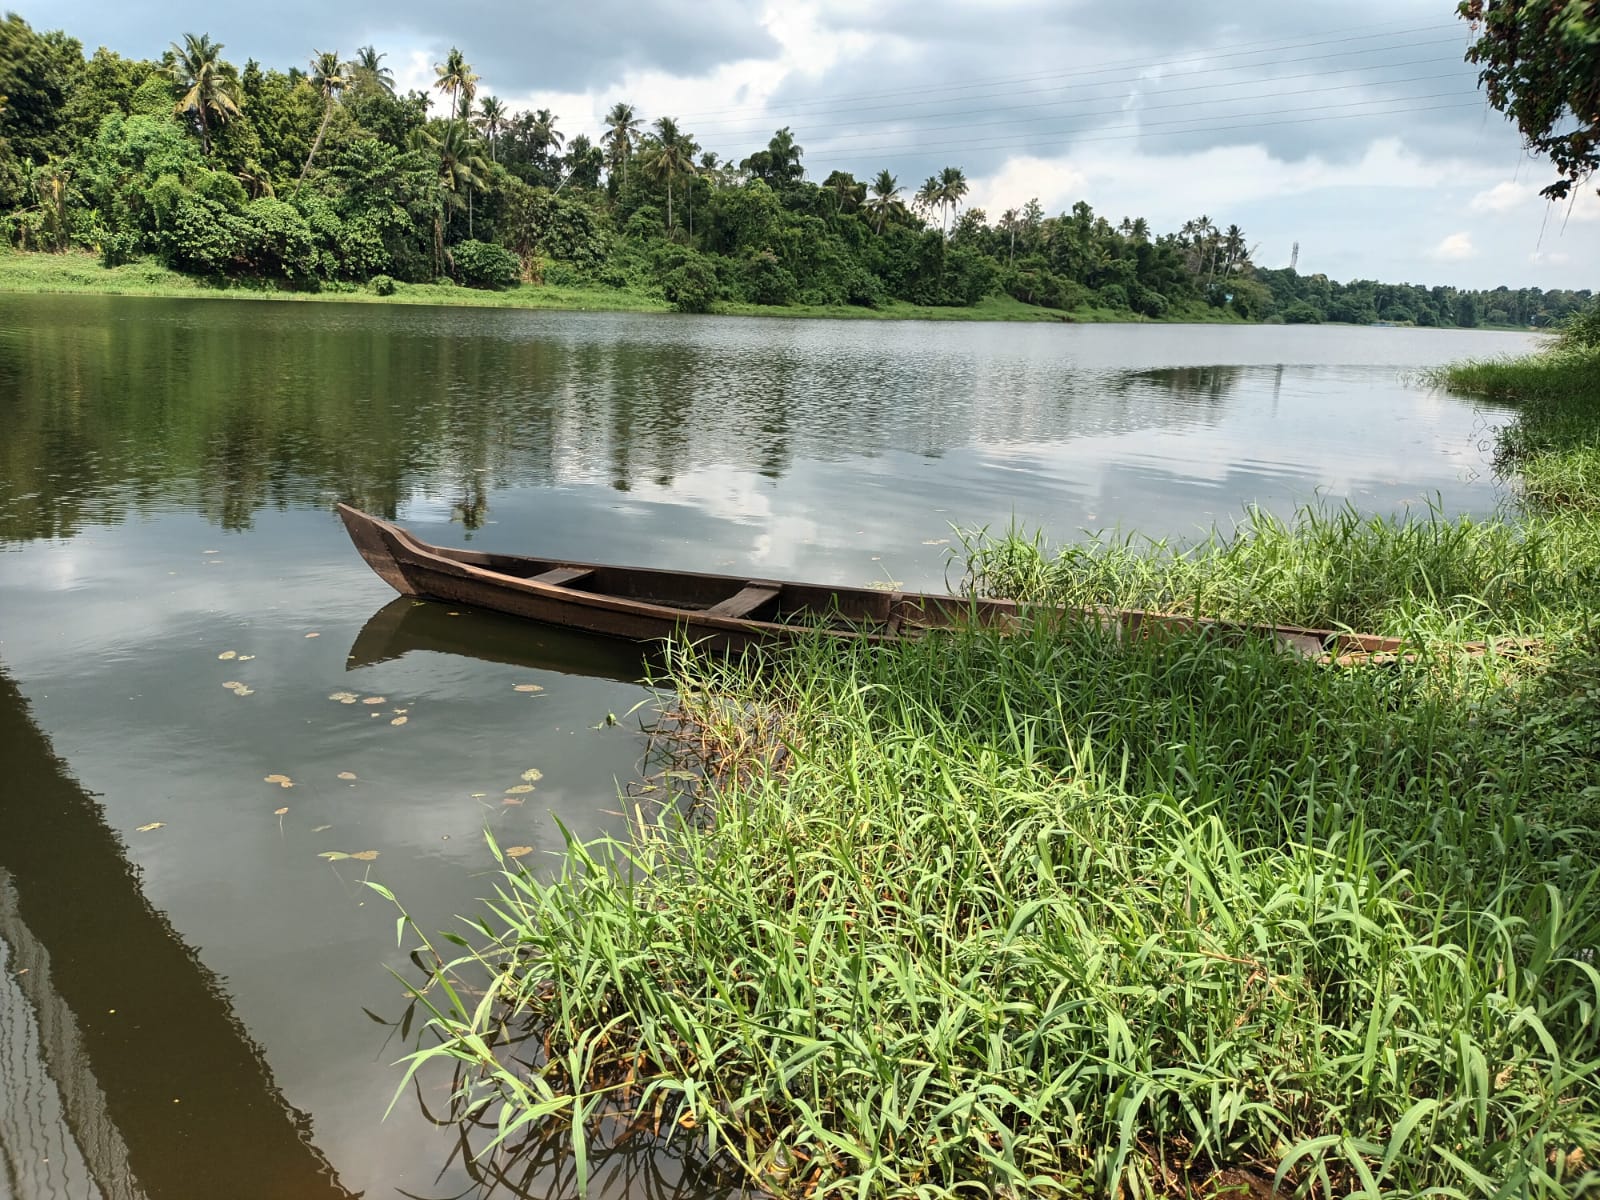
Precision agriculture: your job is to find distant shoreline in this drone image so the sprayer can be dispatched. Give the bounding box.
[0,250,1252,325]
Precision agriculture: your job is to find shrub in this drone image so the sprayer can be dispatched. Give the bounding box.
[662,256,719,313]
[743,249,797,306]
[1282,300,1323,324]
[369,273,396,296]
[450,239,520,289]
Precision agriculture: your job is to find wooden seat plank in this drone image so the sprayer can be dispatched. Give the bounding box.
[530,566,596,588]
[706,584,781,619]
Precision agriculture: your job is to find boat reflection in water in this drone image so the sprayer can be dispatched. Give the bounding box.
[346,597,656,684]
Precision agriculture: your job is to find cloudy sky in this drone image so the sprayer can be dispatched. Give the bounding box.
[37,0,1600,290]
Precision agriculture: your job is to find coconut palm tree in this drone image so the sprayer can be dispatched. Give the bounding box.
[864,169,903,234]
[433,48,478,126]
[999,207,1020,263]
[298,50,352,184]
[167,33,242,156]
[530,108,563,156]
[602,101,641,189]
[640,116,696,233]
[935,165,968,237]
[412,121,490,262]
[823,170,861,214]
[351,46,394,96]
[913,176,940,226]
[474,95,507,160]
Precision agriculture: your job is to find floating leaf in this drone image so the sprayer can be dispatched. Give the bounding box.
[390,716,408,727]
[203,549,219,555]
[218,650,237,660]
[223,681,244,690]
[136,821,165,832]
[922,538,950,546]
[470,793,487,798]
[520,768,544,783]
[239,655,255,662]
[337,771,357,781]
[264,774,294,788]
[350,850,379,861]
[328,691,357,703]
[304,632,320,639]
[505,846,533,858]
[505,784,534,795]
[391,708,408,714]
[311,824,332,833]
[318,851,350,861]
[512,683,544,693]
[362,696,386,705]
[501,797,525,806]
[273,807,289,816]
[233,686,255,696]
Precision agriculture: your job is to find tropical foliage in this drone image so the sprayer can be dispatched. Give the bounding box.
[0,13,1592,319]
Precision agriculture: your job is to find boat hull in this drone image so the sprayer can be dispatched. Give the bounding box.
[336,504,1418,660]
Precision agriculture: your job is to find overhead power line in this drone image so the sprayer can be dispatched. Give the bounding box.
[686,36,1473,138]
[670,21,1469,122]
[701,69,1471,148]
[809,98,1487,169]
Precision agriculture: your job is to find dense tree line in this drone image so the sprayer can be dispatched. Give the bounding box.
[0,15,1591,326]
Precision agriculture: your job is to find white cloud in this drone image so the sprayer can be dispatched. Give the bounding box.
[1471,179,1600,223]
[1431,232,1476,261]
[1470,180,1537,214]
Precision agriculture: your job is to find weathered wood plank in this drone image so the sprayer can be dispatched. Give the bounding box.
[706,584,781,619]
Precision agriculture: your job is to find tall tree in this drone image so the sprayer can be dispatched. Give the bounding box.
[167,32,242,156]
[474,95,506,160]
[1459,0,1599,200]
[602,101,640,189]
[350,46,394,96]
[530,108,563,157]
[934,165,968,237]
[864,169,904,234]
[913,176,940,226]
[433,48,477,127]
[999,207,1020,263]
[640,115,696,233]
[298,49,351,184]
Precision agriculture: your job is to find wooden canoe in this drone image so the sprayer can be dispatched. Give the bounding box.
[337,503,1415,661]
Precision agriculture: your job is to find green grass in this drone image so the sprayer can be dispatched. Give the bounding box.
[0,247,671,313]
[372,309,1600,1198]
[1,249,1246,326]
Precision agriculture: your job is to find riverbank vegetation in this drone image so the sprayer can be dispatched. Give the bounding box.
[378,312,1600,1196]
[1,15,1592,325]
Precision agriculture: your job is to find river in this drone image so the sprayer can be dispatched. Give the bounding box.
[0,295,1539,1199]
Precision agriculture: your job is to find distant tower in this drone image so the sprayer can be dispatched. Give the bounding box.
[1290,241,1300,272]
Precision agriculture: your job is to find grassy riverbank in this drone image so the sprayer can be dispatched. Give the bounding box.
[0,249,1240,324]
[384,331,1600,1196]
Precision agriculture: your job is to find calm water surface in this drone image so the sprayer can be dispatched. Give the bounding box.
[0,295,1537,1199]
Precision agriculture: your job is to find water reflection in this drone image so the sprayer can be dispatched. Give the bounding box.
[348,598,652,684]
[0,668,353,1200]
[1,296,1525,548]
